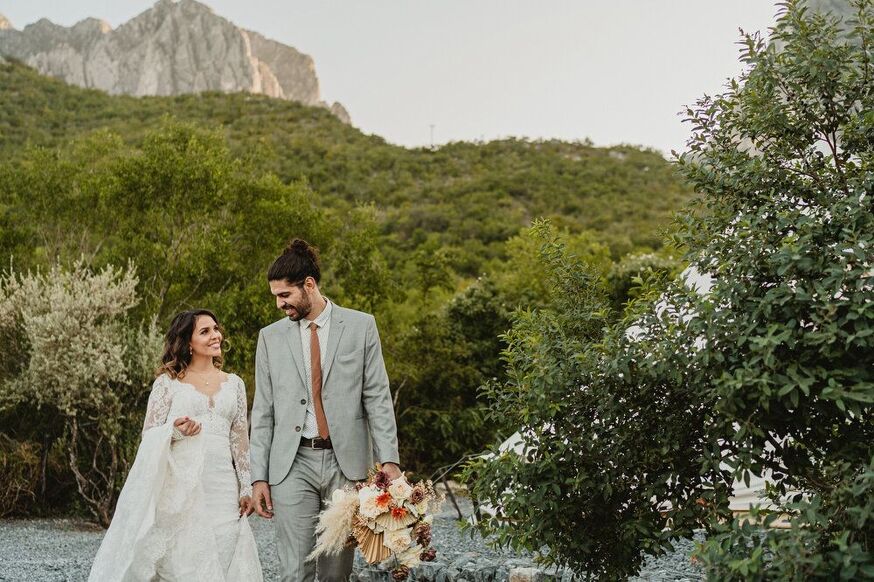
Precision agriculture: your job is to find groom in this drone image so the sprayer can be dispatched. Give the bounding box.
[250,239,401,582]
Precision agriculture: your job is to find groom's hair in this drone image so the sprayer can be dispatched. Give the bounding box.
[267,238,322,284]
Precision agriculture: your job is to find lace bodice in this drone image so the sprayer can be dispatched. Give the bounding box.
[143,373,253,498]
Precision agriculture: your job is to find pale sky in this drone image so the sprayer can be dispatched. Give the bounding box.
[0,1,779,154]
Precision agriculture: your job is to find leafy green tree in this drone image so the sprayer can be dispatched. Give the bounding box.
[0,122,318,317]
[388,227,614,475]
[677,1,874,578]
[466,2,873,579]
[490,226,613,310]
[605,251,681,315]
[465,222,723,579]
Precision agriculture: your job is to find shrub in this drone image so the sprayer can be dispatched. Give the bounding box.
[0,262,162,525]
[0,434,40,517]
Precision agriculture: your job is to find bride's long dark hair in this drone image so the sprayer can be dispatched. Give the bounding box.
[156,309,224,379]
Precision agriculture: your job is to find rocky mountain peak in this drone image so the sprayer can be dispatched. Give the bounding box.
[22,18,62,34]
[155,0,214,13]
[0,0,349,123]
[147,0,217,22]
[0,13,13,31]
[71,18,112,35]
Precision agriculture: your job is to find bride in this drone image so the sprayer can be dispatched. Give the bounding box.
[89,309,263,581]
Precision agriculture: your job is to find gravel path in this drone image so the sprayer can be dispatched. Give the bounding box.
[0,499,701,581]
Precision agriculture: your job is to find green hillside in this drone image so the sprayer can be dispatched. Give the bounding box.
[0,59,692,266]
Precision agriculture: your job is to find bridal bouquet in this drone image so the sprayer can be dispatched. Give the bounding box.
[310,468,442,580]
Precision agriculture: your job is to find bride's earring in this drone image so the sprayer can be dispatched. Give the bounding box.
[189,346,194,355]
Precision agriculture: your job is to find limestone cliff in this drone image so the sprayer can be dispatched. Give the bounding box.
[0,0,349,123]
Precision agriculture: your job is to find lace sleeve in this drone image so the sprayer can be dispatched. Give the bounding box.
[142,375,173,433]
[230,376,253,498]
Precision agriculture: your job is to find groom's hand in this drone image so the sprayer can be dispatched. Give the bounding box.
[252,481,273,519]
[382,462,402,481]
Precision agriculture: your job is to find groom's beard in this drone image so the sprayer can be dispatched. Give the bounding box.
[281,296,312,322]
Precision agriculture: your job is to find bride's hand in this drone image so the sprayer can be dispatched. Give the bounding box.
[239,495,254,517]
[173,416,201,436]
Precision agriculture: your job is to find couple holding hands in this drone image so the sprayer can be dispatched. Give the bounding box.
[89,239,402,582]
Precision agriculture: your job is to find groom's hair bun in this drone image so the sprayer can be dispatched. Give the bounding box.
[284,238,316,258]
[267,238,321,284]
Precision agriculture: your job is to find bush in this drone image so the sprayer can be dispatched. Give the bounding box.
[0,262,162,525]
[0,434,40,517]
[695,459,874,580]
[464,222,724,579]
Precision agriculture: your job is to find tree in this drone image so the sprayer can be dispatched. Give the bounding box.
[465,222,724,579]
[466,1,874,579]
[677,1,874,577]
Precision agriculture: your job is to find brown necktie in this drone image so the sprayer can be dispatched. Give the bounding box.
[309,322,330,439]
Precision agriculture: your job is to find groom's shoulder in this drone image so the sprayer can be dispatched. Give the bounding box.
[333,304,375,326]
[260,317,290,337]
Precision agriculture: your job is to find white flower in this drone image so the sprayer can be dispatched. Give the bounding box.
[332,488,356,505]
[397,545,422,568]
[358,486,382,519]
[388,477,413,501]
[384,527,412,554]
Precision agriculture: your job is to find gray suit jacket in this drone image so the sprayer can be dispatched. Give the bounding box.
[250,304,400,485]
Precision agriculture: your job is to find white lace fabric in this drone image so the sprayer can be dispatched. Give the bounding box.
[142,373,253,498]
[88,374,262,581]
[230,381,254,498]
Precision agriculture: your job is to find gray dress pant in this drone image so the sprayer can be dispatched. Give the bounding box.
[271,446,356,582]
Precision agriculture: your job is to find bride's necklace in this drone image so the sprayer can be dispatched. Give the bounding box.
[187,367,218,387]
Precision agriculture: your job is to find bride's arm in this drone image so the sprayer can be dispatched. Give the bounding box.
[142,375,187,441]
[230,377,254,498]
[143,375,172,432]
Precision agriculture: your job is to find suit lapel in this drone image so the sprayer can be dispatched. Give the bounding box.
[285,320,308,389]
[321,305,346,387]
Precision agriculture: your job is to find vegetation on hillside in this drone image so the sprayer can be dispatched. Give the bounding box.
[0,58,692,265]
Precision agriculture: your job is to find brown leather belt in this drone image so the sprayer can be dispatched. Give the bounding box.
[300,436,333,449]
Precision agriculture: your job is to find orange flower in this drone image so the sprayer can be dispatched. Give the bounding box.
[376,492,392,509]
[391,507,408,520]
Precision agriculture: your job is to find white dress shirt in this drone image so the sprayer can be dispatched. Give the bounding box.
[298,299,332,439]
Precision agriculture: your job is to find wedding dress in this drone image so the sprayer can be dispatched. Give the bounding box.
[88,373,263,581]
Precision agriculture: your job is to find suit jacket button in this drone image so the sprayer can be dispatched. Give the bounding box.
[300,399,306,405]
[295,426,301,432]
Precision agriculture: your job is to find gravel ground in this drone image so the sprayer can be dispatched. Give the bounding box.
[0,499,702,581]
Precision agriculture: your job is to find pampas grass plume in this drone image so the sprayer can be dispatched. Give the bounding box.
[308,488,360,561]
